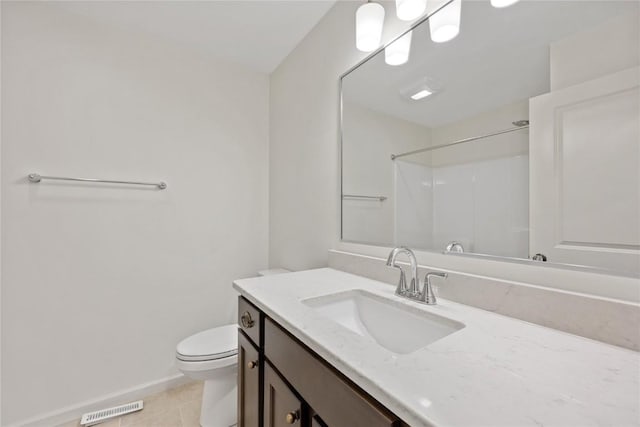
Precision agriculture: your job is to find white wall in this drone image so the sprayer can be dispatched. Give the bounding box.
[269,1,418,271]
[1,2,269,425]
[550,11,640,91]
[430,101,529,166]
[342,102,430,245]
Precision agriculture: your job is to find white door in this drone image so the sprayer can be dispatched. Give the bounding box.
[529,67,640,274]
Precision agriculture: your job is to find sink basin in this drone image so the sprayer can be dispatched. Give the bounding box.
[302,290,464,354]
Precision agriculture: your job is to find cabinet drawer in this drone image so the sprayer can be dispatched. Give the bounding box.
[264,318,401,427]
[238,331,260,427]
[238,296,261,346]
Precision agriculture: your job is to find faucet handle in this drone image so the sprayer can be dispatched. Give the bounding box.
[421,272,448,305]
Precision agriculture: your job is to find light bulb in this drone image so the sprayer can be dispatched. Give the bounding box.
[491,0,520,8]
[356,2,386,52]
[395,0,427,21]
[385,31,412,66]
[429,0,461,43]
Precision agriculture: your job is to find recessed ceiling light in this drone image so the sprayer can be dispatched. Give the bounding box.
[410,89,433,100]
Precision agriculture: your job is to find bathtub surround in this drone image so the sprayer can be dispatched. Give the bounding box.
[1,3,268,425]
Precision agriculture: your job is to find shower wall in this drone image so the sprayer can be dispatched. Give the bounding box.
[395,155,529,258]
[394,101,530,257]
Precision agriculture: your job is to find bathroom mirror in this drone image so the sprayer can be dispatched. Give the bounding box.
[341,0,640,275]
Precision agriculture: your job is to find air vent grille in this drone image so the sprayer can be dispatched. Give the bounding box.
[80,400,143,426]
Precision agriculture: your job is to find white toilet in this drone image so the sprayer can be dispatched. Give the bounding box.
[175,325,238,427]
[176,269,289,427]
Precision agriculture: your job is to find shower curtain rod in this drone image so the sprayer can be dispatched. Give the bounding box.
[390,121,530,161]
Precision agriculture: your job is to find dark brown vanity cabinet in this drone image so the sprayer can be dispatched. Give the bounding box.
[237,296,407,427]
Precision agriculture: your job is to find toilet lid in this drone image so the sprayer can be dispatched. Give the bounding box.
[176,325,238,362]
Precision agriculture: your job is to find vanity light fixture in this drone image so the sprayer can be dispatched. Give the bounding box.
[395,0,427,21]
[385,31,413,66]
[491,0,521,8]
[410,88,433,100]
[429,0,461,43]
[356,1,386,52]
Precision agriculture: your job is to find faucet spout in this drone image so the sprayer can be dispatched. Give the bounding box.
[386,247,419,296]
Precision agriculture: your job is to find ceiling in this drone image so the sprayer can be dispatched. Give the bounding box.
[343,0,638,128]
[50,0,337,73]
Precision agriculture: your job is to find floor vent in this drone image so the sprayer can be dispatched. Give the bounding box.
[80,400,143,426]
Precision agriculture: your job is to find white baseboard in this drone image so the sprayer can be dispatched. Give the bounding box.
[7,373,192,427]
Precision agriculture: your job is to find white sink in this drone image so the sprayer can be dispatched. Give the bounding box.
[302,290,464,354]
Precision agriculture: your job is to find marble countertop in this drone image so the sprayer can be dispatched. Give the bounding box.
[233,268,640,427]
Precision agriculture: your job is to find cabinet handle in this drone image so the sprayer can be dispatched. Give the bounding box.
[285,411,300,424]
[240,312,255,328]
[247,360,257,369]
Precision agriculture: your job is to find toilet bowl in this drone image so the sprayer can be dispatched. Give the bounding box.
[176,269,288,426]
[176,325,238,427]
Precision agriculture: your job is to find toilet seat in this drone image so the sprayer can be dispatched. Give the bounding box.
[175,353,238,373]
[176,324,238,362]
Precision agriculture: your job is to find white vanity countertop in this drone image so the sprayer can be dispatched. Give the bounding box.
[233,268,640,427]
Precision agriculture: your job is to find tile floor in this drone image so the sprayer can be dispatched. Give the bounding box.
[57,381,203,427]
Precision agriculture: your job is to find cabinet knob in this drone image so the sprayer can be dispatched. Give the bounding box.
[240,312,255,328]
[285,410,300,424]
[247,360,257,369]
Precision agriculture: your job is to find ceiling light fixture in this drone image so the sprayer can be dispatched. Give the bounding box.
[490,0,521,8]
[410,89,433,100]
[429,0,461,43]
[356,1,386,52]
[385,31,413,66]
[395,0,427,21]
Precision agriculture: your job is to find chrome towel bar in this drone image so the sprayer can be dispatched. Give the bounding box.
[342,194,387,201]
[27,173,167,189]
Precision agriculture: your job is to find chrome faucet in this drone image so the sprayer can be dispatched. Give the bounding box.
[386,247,419,297]
[422,272,448,305]
[386,247,449,305]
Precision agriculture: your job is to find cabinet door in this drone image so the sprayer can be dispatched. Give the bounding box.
[238,331,260,427]
[264,363,304,427]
